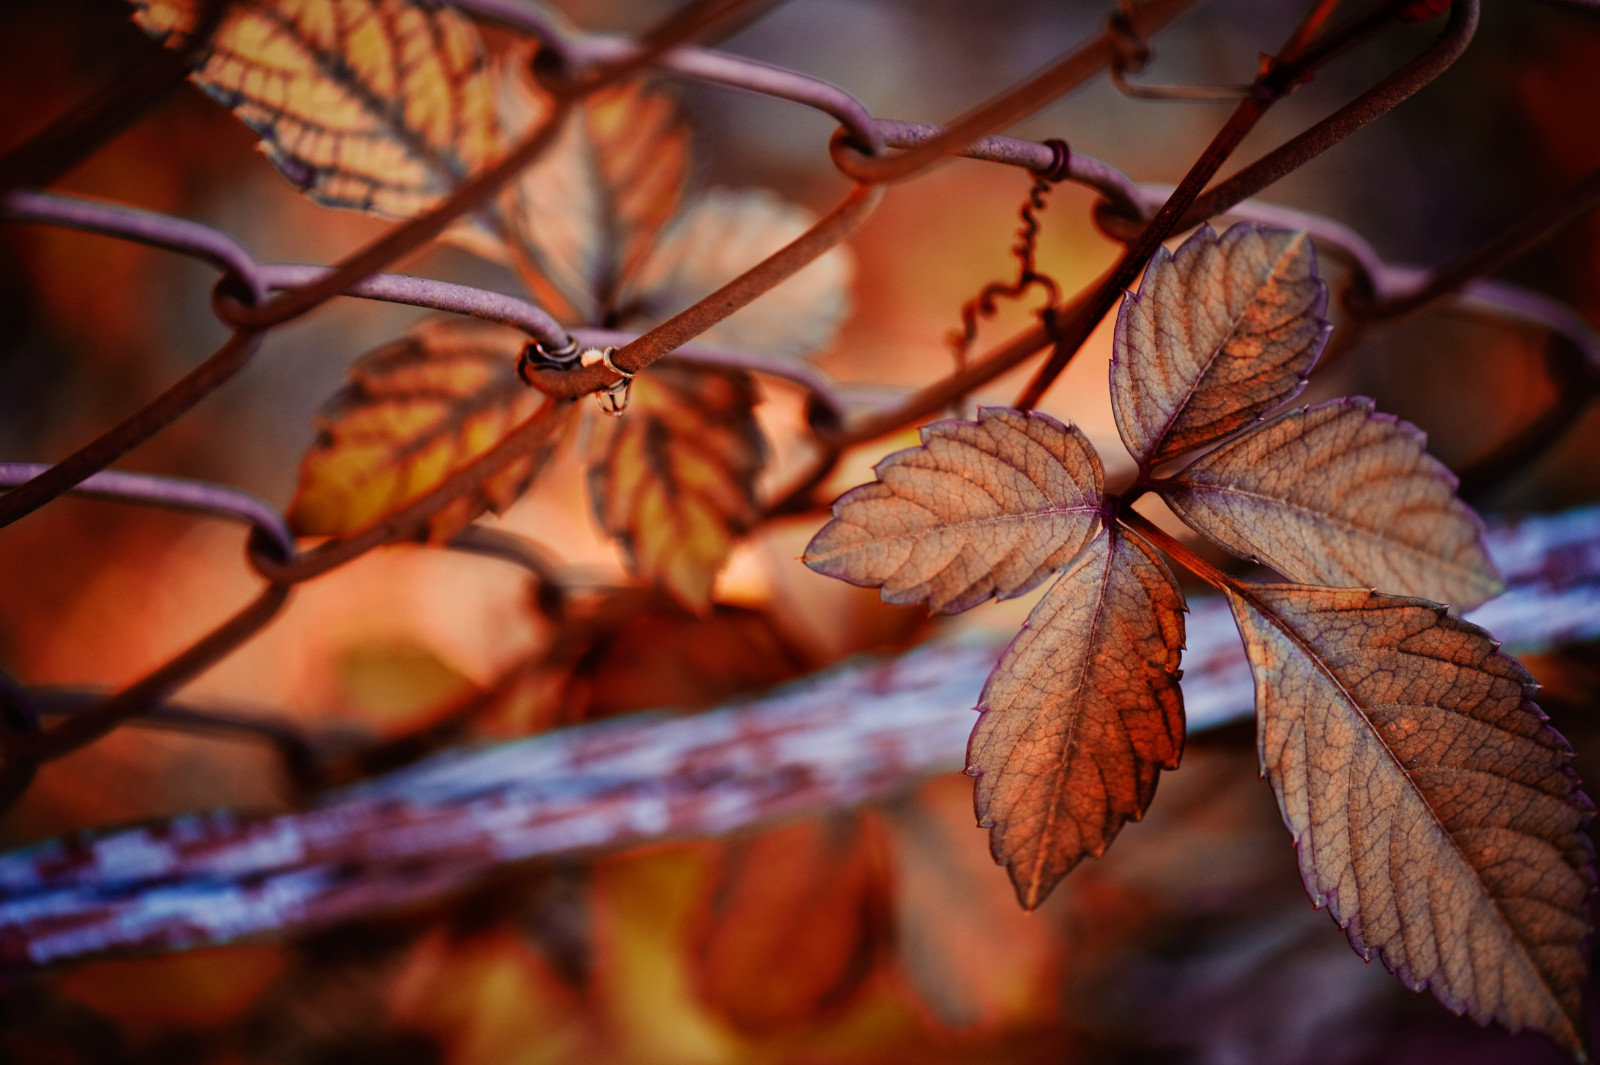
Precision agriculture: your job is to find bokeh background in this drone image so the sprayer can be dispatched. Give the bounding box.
[3,0,1600,1061]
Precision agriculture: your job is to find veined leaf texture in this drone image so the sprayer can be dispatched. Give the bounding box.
[804,408,1104,615]
[132,0,498,218]
[968,527,1185,909]
[1111,223,1331,469]
[1226,585,1593,1054]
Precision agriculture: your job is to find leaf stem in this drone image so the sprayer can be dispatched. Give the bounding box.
[1117,509,1236,593]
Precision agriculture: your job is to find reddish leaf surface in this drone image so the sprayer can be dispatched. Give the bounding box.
[1111,223,1330,470]
[804,408,1104,615]
[290,318,562,540]
[588,364,766,614]
[132,0,499,218]
[968,526,1186,909]
[1163,398,1503,608]
[691,815,891,1036]
[1225,583,1594,1054]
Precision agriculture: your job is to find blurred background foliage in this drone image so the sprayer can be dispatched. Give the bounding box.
[3,0,1600,1061]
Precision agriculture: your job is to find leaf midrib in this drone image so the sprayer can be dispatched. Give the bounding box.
[1234,586,1568,1031]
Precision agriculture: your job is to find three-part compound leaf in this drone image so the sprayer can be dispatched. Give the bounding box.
[1111,223,1330,469]
[1163,398,1503,609]
[803,408,1104,615]
[1226,583,1594,1055]
[291,318,560,541]
[132,0,499,218]
[969,526,1185,909]
[589,364,766,614]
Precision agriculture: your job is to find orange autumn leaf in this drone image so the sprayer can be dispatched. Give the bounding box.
[478,56,691,325]
[1226,583,1594,1054]
[131,0,499,218]
[290,317,562,541]
[804,408,1104,615]
[968,526,1186,909]
[1111,223,1330,470]
[691,815,891,1036]
[588,364,766,614]
[1162,397,1503,608]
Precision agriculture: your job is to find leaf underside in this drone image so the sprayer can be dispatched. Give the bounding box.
[589,363,767,615]
[1111,223,1330,470]
[133,0,498,218]
[969,525,1186,909]
[803,407,1105,616]
[1164,397,1503,609]
[1226,583,1594,1054]
[290,318,555,541]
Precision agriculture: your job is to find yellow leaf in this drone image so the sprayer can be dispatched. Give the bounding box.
[588,364,766,614]
[132,0,499,218]
[290,317,560,541]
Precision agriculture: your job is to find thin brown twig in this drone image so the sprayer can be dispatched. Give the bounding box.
[249,399,572,584]
[1012,0,1469,411]
[521,184,883,399]
[829,0,1197,185]
[11,583,293,764]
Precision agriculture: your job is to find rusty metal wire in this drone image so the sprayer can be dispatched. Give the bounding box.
[4,0,1596,934]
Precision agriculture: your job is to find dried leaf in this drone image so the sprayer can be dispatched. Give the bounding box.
[291,318,558,540]
[485,56,690,324]
[1225,583,1594,1052]
[132,0,498,218]
[691,815,890,1035]
[1112,223,1330,469]
[1164,398,1503,609]
[804,408,1104,616]
[620,187,854,360]
[969,526,1186,909]
[588,363,766,614]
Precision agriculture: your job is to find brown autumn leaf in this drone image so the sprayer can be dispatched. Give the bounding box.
[691,815,891,1036]
[1163,397,1503,609]
[804,408,1104,616]
[588,363,766,614]
[131,0,499,218]
[291,317,563,541]
[968,525,1186,910]
[619,187,855,360]
[475,52,691,325]
[1111,223,1330,470]
[1225,582,1594,1054]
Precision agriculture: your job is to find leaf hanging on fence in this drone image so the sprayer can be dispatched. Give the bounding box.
[291,318,560,541]
[968,527,1186,909]
[619,188,854,361]
[1163,398,1503,609]
[482,55,690,324]
[131,0,499,218]
[1111,223,1330,470]
[1225,583,1594,1054]
[691,815,890,1036]
[804,408,1104,616]
[588,363,766,614]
